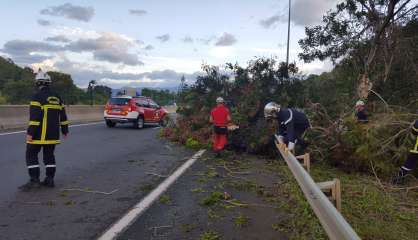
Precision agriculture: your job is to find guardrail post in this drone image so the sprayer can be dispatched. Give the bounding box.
[317,179,342,212]
[296,153,310,172]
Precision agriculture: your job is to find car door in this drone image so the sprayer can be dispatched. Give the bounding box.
[148,99,160,122]
[143,99,156,122]
[135,98,152,121]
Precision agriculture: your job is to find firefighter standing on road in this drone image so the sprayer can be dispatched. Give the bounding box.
[264,102,310,153]
[392,120,418,184]
[19,69,69,191]
[209,97,231,156]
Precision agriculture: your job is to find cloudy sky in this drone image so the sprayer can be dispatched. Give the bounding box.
[0,0,339,89]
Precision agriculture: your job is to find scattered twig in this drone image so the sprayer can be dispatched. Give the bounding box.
[146,172,168,178]
[148,225,172,237]
[223,200,276,209]
[369,159,387,193]
[61,188,119,195]
[222,163,250,175]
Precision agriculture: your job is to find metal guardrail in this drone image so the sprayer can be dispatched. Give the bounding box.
[274,136,361,240]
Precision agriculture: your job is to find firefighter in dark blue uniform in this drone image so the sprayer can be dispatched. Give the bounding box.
[392,120,418,184]
[19,69,69,191]
[264,102,310,153]
[355,100,368,123]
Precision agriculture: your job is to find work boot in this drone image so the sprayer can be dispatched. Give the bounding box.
[19,179,41,192]
[42,177,55,188]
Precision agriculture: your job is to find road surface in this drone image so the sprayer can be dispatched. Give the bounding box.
[0,122,194,240]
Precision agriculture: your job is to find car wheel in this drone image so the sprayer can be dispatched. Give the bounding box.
[106,120,116,128]
[133,116,144,129]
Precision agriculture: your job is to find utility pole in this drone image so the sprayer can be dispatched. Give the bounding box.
[286,0,291,77]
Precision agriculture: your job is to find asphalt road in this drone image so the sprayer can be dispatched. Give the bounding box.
[0,122,193,240]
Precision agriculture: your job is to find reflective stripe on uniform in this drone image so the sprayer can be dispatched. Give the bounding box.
[27,140,60,145]
[401,166,412,171]
[45,165,56,168]
[27,165,40,169]
[41,106,49,141]
[44,104,63,110]
[30,101,42,107]
[29,121,40,126]
[413,126,418,133]
[284,109,293,125]
[60,121,69,125]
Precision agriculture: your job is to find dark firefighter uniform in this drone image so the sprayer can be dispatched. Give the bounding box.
[401,120,418,171]
[276,108,310,151]
[26,87,69,183]
[355,109,368,123]
[393,120,418,184]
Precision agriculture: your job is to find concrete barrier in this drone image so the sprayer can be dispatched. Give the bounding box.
[0,105,105,130]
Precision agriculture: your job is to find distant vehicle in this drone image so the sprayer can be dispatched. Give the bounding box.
[104,96,168,129]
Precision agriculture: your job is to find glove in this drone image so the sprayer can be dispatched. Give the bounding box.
[288,142,295,151]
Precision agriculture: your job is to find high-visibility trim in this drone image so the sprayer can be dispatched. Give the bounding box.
[60,121,70,125]
[27,165,40,169]
[410,137,418,154]
[44,104,63,110]
[284,109,293,125]
[46,165,56,168]
[401,166,412,171]
[41,106,48,141]
[27,140,60,145]
[413,126,418,132]
[30,101,42,107]
[47,97,60,105]
[29,121,40,126]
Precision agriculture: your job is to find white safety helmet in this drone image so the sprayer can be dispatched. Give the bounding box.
[355,100,365,107]
[216,97,224,104]
[35,69,51,84]
[264,102,280,118]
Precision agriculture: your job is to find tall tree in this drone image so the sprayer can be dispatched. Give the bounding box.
[298,0,417,98]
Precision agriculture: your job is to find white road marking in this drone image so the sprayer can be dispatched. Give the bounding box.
[0,122,103,136]
[97,149,206,240]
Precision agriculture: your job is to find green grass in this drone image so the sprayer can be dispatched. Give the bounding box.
[267,160,418,240]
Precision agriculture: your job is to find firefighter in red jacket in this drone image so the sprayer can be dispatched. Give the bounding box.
[19,69,69,191]
[209,97,231,156]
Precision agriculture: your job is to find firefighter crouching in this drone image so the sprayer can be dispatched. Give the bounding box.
[209,97,231,157]
[264,102,310,154]
[19,69,69,191]
[355,100,368,123]
[392,120,418,184]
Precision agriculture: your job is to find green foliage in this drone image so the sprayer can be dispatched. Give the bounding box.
[185,137,200,149]
[200,191,224,206]
[233,213,249,228]
[159,194,171,204]
[0,91,6,104]
[0,56,112,105]
[199,230,221,240]
[141,88,176,106]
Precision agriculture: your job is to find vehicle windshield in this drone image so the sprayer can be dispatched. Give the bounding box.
[108,98,130,105]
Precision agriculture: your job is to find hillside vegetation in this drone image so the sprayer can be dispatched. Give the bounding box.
[0,56,175,105]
